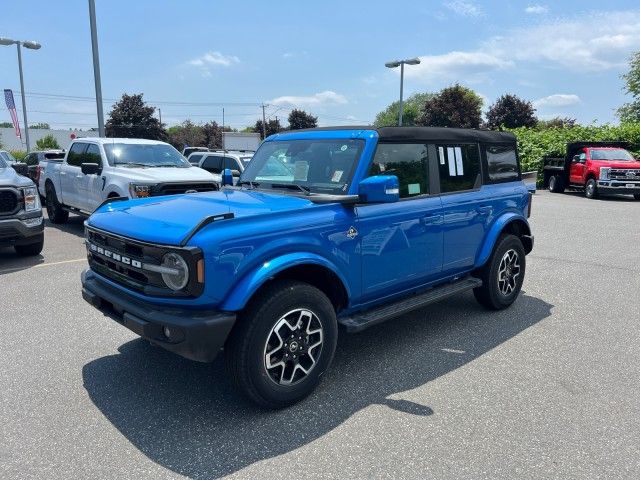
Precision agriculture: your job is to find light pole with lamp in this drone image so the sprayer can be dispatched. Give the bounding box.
[384,57,420,126]
[0,37,41,151]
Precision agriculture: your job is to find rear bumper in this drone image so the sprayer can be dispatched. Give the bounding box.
[81,269,236,362]
[0,214,44,247]
[597,180,640,194]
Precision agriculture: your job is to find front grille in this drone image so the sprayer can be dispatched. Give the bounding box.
[0,190,19,215]
[153,182,217,196]
[609,169,640,181]
[85,227,203,297]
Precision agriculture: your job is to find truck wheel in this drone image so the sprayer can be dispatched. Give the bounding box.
[225,280,338,409]
[585,178,598,199]
[14,236,44,256]
[473,234,526,310]
[548,175,564,193]
[634,194,640,201]
[45,183,69,224]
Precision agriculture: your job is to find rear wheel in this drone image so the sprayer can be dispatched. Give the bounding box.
[45,183,69,224]
[474,234,526,310]
[585,178,598,199]
[225,280,338,409]
[548,175,564,193]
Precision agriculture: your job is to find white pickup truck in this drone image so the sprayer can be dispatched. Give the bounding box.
[40,138,217,223]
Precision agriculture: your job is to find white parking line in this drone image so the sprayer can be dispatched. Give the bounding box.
[0,258,86,275]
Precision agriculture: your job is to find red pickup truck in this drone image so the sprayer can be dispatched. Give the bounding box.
[544,142,640,199]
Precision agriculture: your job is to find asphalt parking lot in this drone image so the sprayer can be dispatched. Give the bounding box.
[1,191,639,479]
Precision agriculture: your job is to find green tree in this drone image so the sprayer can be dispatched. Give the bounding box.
[486,94,537,129]
[417,84,483,129]
[617,51,640,123]
[374,92,435,127]
[253,119,284,139]
[166,120,205,150]
[537,117,577,128]
[35,134,60,150]
[287,109,318,129]
[30,122,50,129]
[0,122,14,128]
[105,93,166,140]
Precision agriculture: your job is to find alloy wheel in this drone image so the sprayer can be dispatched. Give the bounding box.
[497,249,521,296]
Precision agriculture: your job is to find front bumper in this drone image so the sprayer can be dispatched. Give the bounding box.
[597,180,640,195]
[0,213,44,247]
[81,269,236,362]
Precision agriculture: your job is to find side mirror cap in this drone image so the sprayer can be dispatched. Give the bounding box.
[358,175,400,203]
[221,168,234,186]
[81,163,101,175]
[11,162,29,177]
[231,169,241,177]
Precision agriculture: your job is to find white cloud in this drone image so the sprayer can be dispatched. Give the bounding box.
[533,94,581,108]
[269,91,348,107]
[444,1,483,17]
[401,51,512,83]
[525,5,548,14]
[484,10,640,71]
[282,52,294,59]
[187,51,240,68]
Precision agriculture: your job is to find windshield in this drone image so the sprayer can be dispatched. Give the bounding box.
[0,151,16,163]
[240,139,364,194]
[590,149,635,161]
[104,143,190,167]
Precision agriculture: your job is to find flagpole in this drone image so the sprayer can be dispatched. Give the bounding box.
[16,43,31,152]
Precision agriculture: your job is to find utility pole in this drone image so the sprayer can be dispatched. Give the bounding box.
[15,44,31,151]
[88,0,105,137]
[261,103,267,139]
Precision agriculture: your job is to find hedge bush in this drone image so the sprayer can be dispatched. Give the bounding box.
[9,150,27,162]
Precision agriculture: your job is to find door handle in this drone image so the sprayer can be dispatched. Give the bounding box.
[476,206,492,215]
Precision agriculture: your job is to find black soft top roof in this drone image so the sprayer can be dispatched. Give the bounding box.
[288,126,516,143]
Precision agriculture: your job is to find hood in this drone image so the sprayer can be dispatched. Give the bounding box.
[111,165,214,182]
[87,189,317,245]
[591,160,640,169]
[0,166,35,188]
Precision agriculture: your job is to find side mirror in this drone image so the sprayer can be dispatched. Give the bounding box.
[221,168,234,186]
[81,163,101,175]
[231,169,241,177]
[358,175,400,203]
[11,162,29,177]
[572,155,580,163]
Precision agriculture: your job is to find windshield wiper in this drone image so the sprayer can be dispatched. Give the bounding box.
[116,162,149,168]
[269,183,310,195]
[237,180,260,189]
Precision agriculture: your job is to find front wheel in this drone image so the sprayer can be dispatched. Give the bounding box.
[474,234,526,310]
[634,194,640,201]
[15,236,44,256]
[585,178,598,199]
[225,280,338,409]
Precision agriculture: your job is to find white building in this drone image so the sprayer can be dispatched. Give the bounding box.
[0,127,99,151]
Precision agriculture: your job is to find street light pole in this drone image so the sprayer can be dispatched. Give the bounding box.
[88,0,105,137]
[385,57,421,126]
[0,37,41,151]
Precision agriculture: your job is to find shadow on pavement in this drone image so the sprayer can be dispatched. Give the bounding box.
[46,214,86,237]
[0,249,44,274]
[83,292,552,479]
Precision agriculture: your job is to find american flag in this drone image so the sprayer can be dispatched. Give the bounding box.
[4,89,21,139]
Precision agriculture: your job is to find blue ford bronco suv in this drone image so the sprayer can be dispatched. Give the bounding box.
[81,127,533,408]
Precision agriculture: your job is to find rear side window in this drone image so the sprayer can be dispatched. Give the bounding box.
[201,155,223,173]
[188,153,204,165]
[437,144,481,193]
[369,143,429,198]
[223,157,241,172]
[67,142,88,167]
[85,144,102,166]
[485,144,519,183]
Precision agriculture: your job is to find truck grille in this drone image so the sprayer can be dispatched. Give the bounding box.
[152,182,217,196]
[609,169,640,181]
[0,190,19,215]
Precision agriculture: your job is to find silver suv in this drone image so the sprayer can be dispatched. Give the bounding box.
[197,151,253,184]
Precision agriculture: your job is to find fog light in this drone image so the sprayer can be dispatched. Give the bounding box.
[163,326,172,339]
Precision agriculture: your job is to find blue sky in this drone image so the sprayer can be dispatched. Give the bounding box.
[1,0,640,131]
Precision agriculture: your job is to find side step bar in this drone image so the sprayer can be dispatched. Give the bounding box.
[338,277,482,333]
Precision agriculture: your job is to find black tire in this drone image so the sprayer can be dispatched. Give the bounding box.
[225,280,338,409]
[15,236,44,256]
[585,178,598,199]
[45,183,69,224]
[473,234,526,310]
[548,175,565,193]
[634,194,640,201]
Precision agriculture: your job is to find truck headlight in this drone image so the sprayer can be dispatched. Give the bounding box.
[160,253,189,291]
[600,167,611,181]
[22,186,41,212]
[129,183,152,198]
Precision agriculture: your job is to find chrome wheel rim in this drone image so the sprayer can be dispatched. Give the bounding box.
[497,249,521,296]
[263,308,324,386]
[586,182,594,196]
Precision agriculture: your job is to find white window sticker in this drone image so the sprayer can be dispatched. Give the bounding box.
[447,147,456,176]
[439,147,445,165]
[331,170,343,182]
[408,183,421,195]
[294,161,309,181]
[454,147,464,176]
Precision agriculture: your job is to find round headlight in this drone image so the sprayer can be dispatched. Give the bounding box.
[161,253,189,291]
